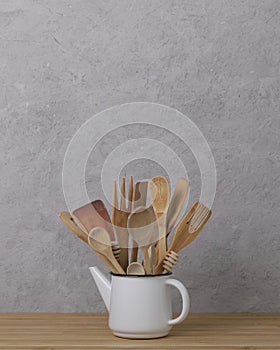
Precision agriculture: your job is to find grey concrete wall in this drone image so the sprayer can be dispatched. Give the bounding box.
[0,0,279,312]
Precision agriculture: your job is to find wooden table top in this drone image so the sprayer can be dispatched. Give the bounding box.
[0,313,279,349]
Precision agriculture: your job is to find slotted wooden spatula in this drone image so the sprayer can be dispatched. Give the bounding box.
[156,202,211,274]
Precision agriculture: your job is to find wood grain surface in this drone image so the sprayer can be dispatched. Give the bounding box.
[0,313,279,349]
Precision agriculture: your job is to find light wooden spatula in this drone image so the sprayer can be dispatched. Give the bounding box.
[149,176,170,264]
[130,181,148,263]
[166,178,189,235]
[127,206,158,274]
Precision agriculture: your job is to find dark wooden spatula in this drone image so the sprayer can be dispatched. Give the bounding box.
[72,200,115,241]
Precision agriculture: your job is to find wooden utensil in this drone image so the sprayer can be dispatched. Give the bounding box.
[112,177,134,271]
[166,178,189,235]
[148,244,156,274]
[133,182,148,210]
[88,227,125,275]
[58,211,88,244]
[156,202,211,274]
[72,200,115,240]
[162,251,179,274]
[127,206,158,274]
[58,212,121,264]
[126,262,145,275]
[149,176,170,264]
[111,241,121,263]
[130,181,148,263]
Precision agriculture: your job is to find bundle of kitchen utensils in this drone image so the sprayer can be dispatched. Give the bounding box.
[59,176,211,275]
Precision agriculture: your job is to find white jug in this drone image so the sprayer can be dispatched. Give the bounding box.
[89,266,190,339]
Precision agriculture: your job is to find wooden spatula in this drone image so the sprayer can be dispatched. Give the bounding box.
[130,181,148,263]
[72,200,115,240]
[149,176,170,264]
[156,202,211,274]
[127,206,158,274]
[58,211,88,244]
[166,178,189,235]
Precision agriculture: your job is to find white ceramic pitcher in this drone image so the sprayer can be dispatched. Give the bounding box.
[89,266,190,339]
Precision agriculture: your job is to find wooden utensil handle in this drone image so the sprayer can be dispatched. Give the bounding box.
[130,240,138,263]
[58,212,88,244]
[142,246,151,274]
[156,216,167,263]
[108,251,126,275]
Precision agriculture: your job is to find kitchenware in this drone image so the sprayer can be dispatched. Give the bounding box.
[111,241,121,263]
[149,176,170,263]
[130,181,148,263]
[133,181,148,210]
[127,176,134,212]
[126,262,145,275]
[88,227,125,275]
[58,211,88,244]
[166,178,189,235]
[72,200,115,240]
[89,266,190,338]
[127,206,158,274]
[112,178,132,271]
[156,202,211,273]
[58,212,121,264]
[148,244,156,274]
[162,251,179,274]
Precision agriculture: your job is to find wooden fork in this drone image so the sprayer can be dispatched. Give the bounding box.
[112,176,134,271]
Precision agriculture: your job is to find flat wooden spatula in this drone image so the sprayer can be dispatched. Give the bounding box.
[72,200,115,241]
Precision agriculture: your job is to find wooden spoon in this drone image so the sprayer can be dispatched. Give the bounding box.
[156,202,211,273]
[126,262,145,275]
[58,212,121,272]
[127,206,158,274]
[149,176,170,263]
[88,227,125,275]
[166,178,189,235]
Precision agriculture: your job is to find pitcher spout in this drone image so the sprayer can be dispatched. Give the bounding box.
[89,266,111,311]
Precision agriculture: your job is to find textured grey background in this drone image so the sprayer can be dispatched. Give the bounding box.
[1,0,280,312]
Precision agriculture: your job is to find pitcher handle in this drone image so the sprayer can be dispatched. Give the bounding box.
[165,279,190,325]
